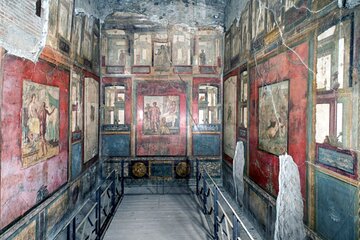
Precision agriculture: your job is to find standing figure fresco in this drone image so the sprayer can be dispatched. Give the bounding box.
[143,96,180,135]
[22,81,60,167]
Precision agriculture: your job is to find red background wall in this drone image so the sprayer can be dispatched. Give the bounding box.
[1,56,69,228]
[249,42,308,201]
[136,81,187,156]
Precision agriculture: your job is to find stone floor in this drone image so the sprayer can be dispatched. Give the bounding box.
[103,194,213,240]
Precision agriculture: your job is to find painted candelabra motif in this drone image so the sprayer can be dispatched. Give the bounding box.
[258,80,289,155]
[143,96,180,135]
[21,80,60,167]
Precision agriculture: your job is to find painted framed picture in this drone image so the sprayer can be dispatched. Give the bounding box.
[258,80,289,155]
[22,81,60,167]
[267,0,282,32]
[57,0,73,42]
[231,21,241,66]
[70,70,83,141]
[224,31,231,72]
[198,36,217,66]
[107,37,128,66]
[240,3,251,58]
[143,96,180,135]
[47,0,58,45]
[153,42,171,68]
[134,33,152,65]
[172,33,191,65]
[84,78,99,162]
[224,76,237,159]
[72,14,83,61]
[82,16,93,61]
[251,0,266,39]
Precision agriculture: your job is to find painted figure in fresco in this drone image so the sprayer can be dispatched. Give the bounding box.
[38,102,55,156]
[200,49,206,65]
[27,94,40,147]
[149,102,161,132]
[159,117,170,135]
[163,100,178,127]
[227,103,232,121]
[119,50,126,66]
[155,45,169,66]
[144,103,151,131]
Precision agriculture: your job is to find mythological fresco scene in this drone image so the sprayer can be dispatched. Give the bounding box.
[0,0,359,239]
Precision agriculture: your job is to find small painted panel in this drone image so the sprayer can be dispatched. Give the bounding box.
[22,81,60,167]
[102,124,131,132]
[199,66,217,74]
[154,42,171,68]
[316,171,357,240]
[57,0,73,43]
[224,76,237,159]
[106,66,125,74]
[150,162,173,178]
[258,80,289,155]
[84,77,99,162]
[174,66,193,74]
[193,134,220,156]
[317,144,356,175]
[172,32,191,65]
[102,134,130,157]
[70,70,83,142]
[71,142,82,180]
[134,33,152,65]
[251,0,266,39]
[132,66,151,74]
[46,193,69,235]
[192,124,221,132]
[9,219,36,240]
[240,2,251,58]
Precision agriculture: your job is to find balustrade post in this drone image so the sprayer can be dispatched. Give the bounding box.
[121,160,125,196]
[203,174,207,214]
[232,213,239,240]
[196,158,199,195]
[96,188,101,238]
[111,171,116,210]
[213,187,219,240]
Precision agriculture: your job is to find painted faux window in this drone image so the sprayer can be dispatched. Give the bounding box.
[238,71,248,129]
[104,85,126,125]
[315,16,354,149]
[198,85,220,124]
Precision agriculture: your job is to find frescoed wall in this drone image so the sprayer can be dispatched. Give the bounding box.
[1,56,70,228]
[136,81,188,156]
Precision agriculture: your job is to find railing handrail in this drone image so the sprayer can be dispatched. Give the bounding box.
[196,159,255,240]
[202,167,255,240]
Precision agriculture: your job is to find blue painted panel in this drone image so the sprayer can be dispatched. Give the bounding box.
[317,146,356,174]
[102,134,130,157]
[150,163,173,177]
[193,134,220,156]
[71,142,82,180]
[316,171,357,240]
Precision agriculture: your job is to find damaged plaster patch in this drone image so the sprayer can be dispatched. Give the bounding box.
[0,0,49,62]
[96,0,226,27]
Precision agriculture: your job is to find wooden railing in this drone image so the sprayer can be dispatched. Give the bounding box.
[196,159,255,240]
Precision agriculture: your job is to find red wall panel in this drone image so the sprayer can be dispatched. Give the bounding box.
[1,56,69,228]
[249,42,308,201]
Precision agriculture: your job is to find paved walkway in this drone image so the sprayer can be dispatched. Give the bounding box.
[103,194,213,240]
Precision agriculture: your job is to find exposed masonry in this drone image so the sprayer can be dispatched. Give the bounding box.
[0,0,49,62]
[95,0,226,27]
